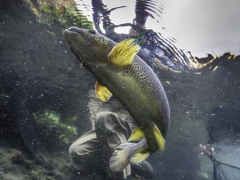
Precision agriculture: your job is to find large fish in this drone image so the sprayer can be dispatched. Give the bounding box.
[64,27,170,172]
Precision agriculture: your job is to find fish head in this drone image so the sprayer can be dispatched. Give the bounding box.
[64,27,114,64]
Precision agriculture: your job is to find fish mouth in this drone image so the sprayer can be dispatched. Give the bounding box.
[64,27,84,36]
[64,27,92,46]
[64,27,92,57]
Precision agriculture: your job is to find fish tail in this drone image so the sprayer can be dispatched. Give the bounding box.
[110,138,149,172]
[110,142,136,172]
[130,151,150,164]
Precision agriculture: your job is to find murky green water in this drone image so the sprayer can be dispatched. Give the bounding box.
[0,0,240,180]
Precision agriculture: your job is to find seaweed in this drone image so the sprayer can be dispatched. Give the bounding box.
[23,0,93,29]
[33,109,77,147]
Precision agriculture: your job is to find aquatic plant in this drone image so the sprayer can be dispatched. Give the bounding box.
[23,0,93,29]
[33,109,77,146]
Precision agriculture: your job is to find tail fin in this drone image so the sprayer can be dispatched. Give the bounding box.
[110,142,136,172]
[130,152,150,164]
[110,138,149,172]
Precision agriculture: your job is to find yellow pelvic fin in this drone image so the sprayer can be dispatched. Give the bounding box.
[152,125,165,151]
[128,127,145,142]
[108,39,141,67]
[95,82,112,102]
[130,152,150,164]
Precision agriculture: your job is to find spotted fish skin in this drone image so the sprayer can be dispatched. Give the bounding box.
[64,27,170,154]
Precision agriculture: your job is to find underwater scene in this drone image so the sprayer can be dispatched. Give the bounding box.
[0,0,240,179]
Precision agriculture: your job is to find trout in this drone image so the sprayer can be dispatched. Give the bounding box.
[64,27,170,172]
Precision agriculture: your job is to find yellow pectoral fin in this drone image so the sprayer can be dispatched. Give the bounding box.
[95,82,112,102]
[130,152,150,164]
[108,39,141,67]
[128,127,145,142]
[152,125,165,151]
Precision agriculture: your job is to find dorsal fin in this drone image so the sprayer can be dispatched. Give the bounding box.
[108,39,141,67]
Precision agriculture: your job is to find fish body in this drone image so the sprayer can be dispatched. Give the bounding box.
[64,27,170,171]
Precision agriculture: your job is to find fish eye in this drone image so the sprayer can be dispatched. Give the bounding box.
[88,29,96,35]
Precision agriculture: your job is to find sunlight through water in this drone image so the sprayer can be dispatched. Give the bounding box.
[75,0,240,58]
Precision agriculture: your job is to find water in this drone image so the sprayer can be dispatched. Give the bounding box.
[0,0,240,179]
